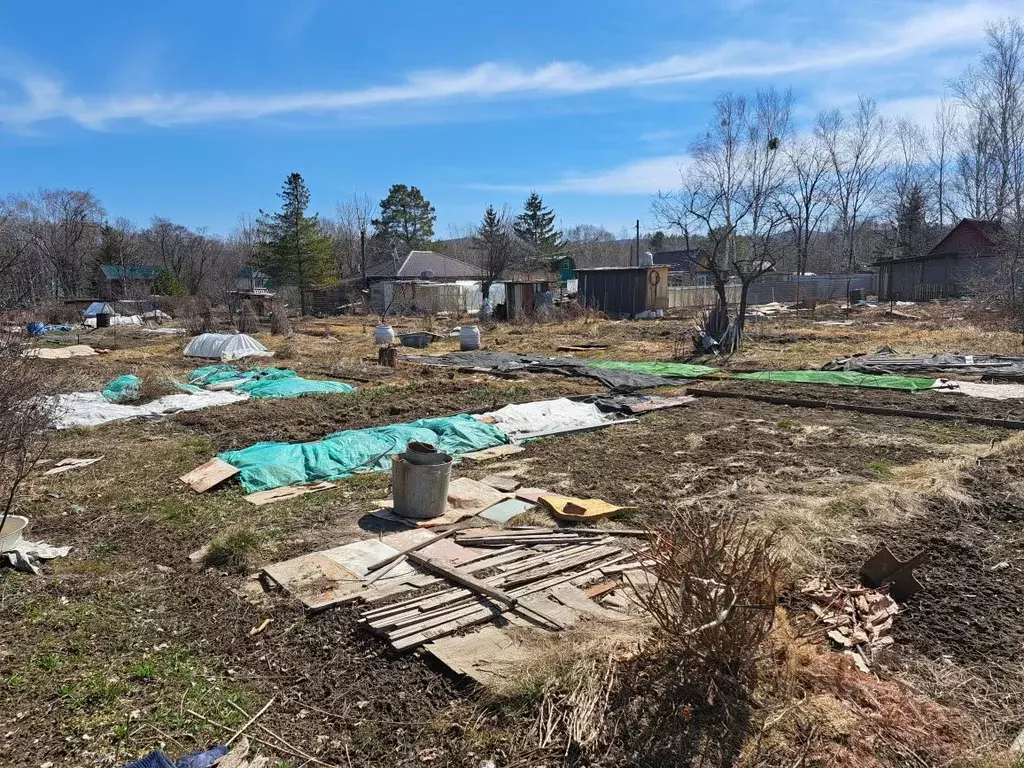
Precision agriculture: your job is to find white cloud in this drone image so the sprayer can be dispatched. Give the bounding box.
[0,0,1016,130]
[476,154,691,195]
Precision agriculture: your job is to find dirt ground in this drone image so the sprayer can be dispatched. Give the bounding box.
[4,303,1024,767]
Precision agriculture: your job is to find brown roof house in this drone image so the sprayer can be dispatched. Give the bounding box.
[875,219,1003,301]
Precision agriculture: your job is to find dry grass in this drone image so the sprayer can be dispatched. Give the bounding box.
[754,451,983,573]
[740,614,982,768]
[487,620,652,749]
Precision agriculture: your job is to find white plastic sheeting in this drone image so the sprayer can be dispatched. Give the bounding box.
[83,302,116,318]
[85,315,142,328]
[478,398,622,441]
[51,390,249,429]
[932,379,1024,400]
[183,333,273,361]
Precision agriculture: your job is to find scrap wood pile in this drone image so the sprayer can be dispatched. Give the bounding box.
[802,577,899,670]
[360,528,649,653]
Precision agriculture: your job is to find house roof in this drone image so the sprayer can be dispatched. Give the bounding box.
[366,250,485,279]
[872,218,1003,267]
[653,249,702,268]
[99,264,164,280]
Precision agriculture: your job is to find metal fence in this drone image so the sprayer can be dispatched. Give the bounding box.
[667,284,741,309]
[665,274,876,310]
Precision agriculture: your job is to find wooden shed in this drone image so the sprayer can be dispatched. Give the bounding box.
[575,266,669,318]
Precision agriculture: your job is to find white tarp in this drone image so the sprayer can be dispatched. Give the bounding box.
[478,398,622,441]
[51,390,249,429]
[932,379,1024,400]
[85,315,142,328]
[183,333,273,361]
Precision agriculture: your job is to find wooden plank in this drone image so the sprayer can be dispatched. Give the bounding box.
[45,456,104,475]
[406,552,518,607]
[584,579,619,599]
[180,458,239,493]
[244,481,335,506]
[366,525,464,572]
[625,395,696,414]
[480,475,521,493]
[461,444,525,463]
[262,553,363,611]
[549,584,629,621]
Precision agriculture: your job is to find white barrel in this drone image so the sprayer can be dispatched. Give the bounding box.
[460,325,481,351]
[373,324,396,347]
[392,455,451,519]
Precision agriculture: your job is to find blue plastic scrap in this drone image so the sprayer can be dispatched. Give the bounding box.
[122,745,227,768]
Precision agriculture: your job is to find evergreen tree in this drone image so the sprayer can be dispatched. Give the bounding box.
[895,184,928,260]
[152,269,187,297]
[649,230,666,252]
[513,191,562,258]
[254,173,335,315]
[371,184,436,250]
[472,204,523,301]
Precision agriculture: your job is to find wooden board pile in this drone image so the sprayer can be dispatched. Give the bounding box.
[802,577,899,669]
[361,528,647,652]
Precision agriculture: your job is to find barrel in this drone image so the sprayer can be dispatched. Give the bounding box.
[373,324,395,347]
[96,313,112,328]
[392,454,451,519]
[459,325,481,351]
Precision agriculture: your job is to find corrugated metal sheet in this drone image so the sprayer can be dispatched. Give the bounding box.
[577,267,669,318]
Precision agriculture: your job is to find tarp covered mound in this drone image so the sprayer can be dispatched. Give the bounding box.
[102,374,142,403]
[52,390,249,429]
[734,370,936,391]
[588,360,718,378]
[824,347,1024,379]
[478,398,623,440]
[404,351,678,389]
[220,415,509,493]
[184,333,273,361]
[187,365,357,399]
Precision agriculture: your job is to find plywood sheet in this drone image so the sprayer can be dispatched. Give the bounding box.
[460,444,525,463]
[262,553,363,610]
[180,458,239,493]
[244,481,335,506]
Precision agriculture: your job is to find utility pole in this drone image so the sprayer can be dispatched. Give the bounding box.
[360,228,367,289]
[635,219,640,266]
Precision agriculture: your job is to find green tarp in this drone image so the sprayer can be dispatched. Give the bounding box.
[187,365,356,400]
[102,374,141,403]
[734,370,936,391]
[219,414,509,493]
[588,360,719,378]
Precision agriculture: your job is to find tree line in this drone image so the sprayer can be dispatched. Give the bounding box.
[653,17,1024,346]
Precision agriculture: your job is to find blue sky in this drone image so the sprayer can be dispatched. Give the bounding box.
[0,0,1019,236]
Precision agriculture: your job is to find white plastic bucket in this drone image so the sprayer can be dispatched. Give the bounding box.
[460,325,481,351]
[0,515,28,553]
[392,455,451,519]
[374,325,396,347]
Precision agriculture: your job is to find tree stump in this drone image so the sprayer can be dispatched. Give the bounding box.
[378,347,399,368]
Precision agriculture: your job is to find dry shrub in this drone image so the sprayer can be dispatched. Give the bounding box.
[274,337,298,361]
[236,301,259,334]
[743,617,973,768]
[487,621,652,750]
[180,297,212,336]
[134,367,176,405]
[0,333,58,535]
[270,309,292,336]
[38,301,79,325]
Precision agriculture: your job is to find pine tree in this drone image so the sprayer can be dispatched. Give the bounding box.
[254,173,335,315]
[472,205,522,301]
[371,184,436,250]
[153,269,186,297]
[514,192,562,259]
[896,184,928,260]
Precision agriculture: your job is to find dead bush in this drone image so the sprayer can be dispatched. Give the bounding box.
[0,333,58,538]
[134,367,176,404]
[236,301,259,334]
[38,301,80,325]
[274,337,298,361]
[180,297,212,336]
[269,309,292,336]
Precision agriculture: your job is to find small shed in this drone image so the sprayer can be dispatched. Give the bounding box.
[575,266,670,318]
[504,281,552,321]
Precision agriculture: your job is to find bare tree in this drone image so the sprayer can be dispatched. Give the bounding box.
[817,97,890,272]
[655,88,794,350]
[928,99,959,227]
[563,224,628,267]
[779,132,834,275]
[23,189,105,299]
[333,193,374,285]
[954,110,1000,218]
[472,204,531,302]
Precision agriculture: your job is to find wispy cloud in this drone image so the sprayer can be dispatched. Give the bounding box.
[0,0,1014,130]
[476,155,691,195]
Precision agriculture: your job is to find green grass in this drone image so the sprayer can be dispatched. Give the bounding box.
[867,460,894,478]
[204,526,265,572]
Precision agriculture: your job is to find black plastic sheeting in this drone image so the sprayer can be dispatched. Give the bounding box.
[823,346,1024,379]
[403,351,678,390]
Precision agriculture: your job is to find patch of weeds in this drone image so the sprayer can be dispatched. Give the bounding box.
[6,675,25,692]
[60,671,129,712]
[776,419,802,431]
[204,526,264,572]
[343,472,390,492]
[868,460,894,478]
[129,663,157,680]
[94,541,120,557]
[37,653,60,672]
[174,436,215,464]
